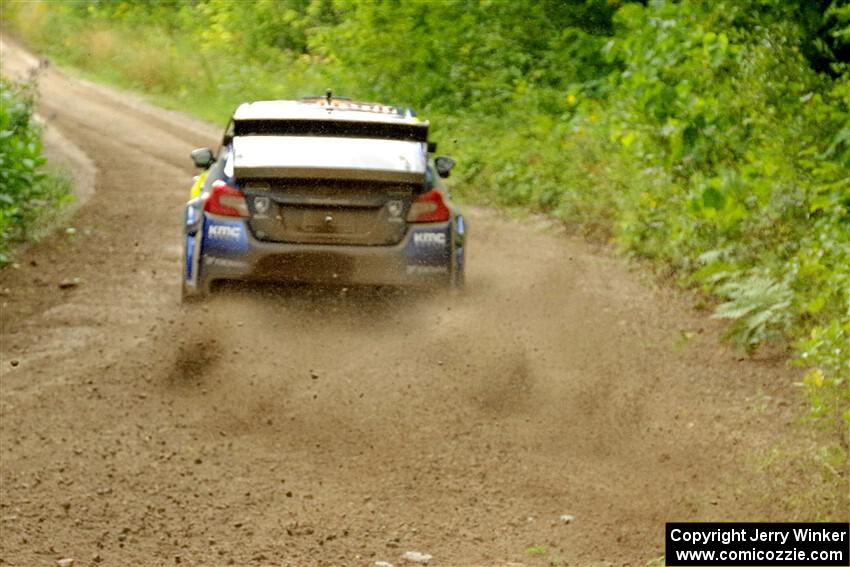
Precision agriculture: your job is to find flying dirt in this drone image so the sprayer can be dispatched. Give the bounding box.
[0,38,845,567]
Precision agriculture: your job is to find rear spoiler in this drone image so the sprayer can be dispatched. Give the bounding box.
[232,135,428,184]
[233,119,428,142]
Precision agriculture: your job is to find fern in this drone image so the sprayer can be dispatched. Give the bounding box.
[712,274,793,350]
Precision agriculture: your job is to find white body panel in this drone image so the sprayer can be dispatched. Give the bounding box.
[232,135,427,183]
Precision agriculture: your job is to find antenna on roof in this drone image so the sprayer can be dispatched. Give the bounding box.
[325,88,333,105]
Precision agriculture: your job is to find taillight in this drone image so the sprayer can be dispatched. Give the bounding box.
[407,189,450,223]
[204,180,248,217]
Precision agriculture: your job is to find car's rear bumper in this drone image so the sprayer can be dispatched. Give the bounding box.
[184,213,463,293]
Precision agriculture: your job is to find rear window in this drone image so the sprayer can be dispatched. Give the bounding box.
[233,119,428,142]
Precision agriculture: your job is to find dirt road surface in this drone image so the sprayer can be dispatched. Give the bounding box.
[1,38,846,567]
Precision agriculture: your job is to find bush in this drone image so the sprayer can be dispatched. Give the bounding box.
[0,77,72,263]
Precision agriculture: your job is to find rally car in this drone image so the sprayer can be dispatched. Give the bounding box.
[181,94,465,301]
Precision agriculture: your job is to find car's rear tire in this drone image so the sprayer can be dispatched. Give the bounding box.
[181,280,208,304]
[452,267,464,291]
[449,216,465,292]
[449,248,465,292]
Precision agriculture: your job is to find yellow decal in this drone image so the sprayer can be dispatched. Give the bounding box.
[190,172,207,199]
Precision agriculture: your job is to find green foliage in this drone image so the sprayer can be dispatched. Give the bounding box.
[4,0,848,429]
[588,1,849,429]
[307,0,617,113]
[0,77,71,264]
[797,322,850,429]
[712,274,793,351]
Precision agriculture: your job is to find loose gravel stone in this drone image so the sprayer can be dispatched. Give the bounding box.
[401,551,432,563]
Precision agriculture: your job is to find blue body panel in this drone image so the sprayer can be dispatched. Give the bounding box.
[403,225,452,265]
[200,217,250,256]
